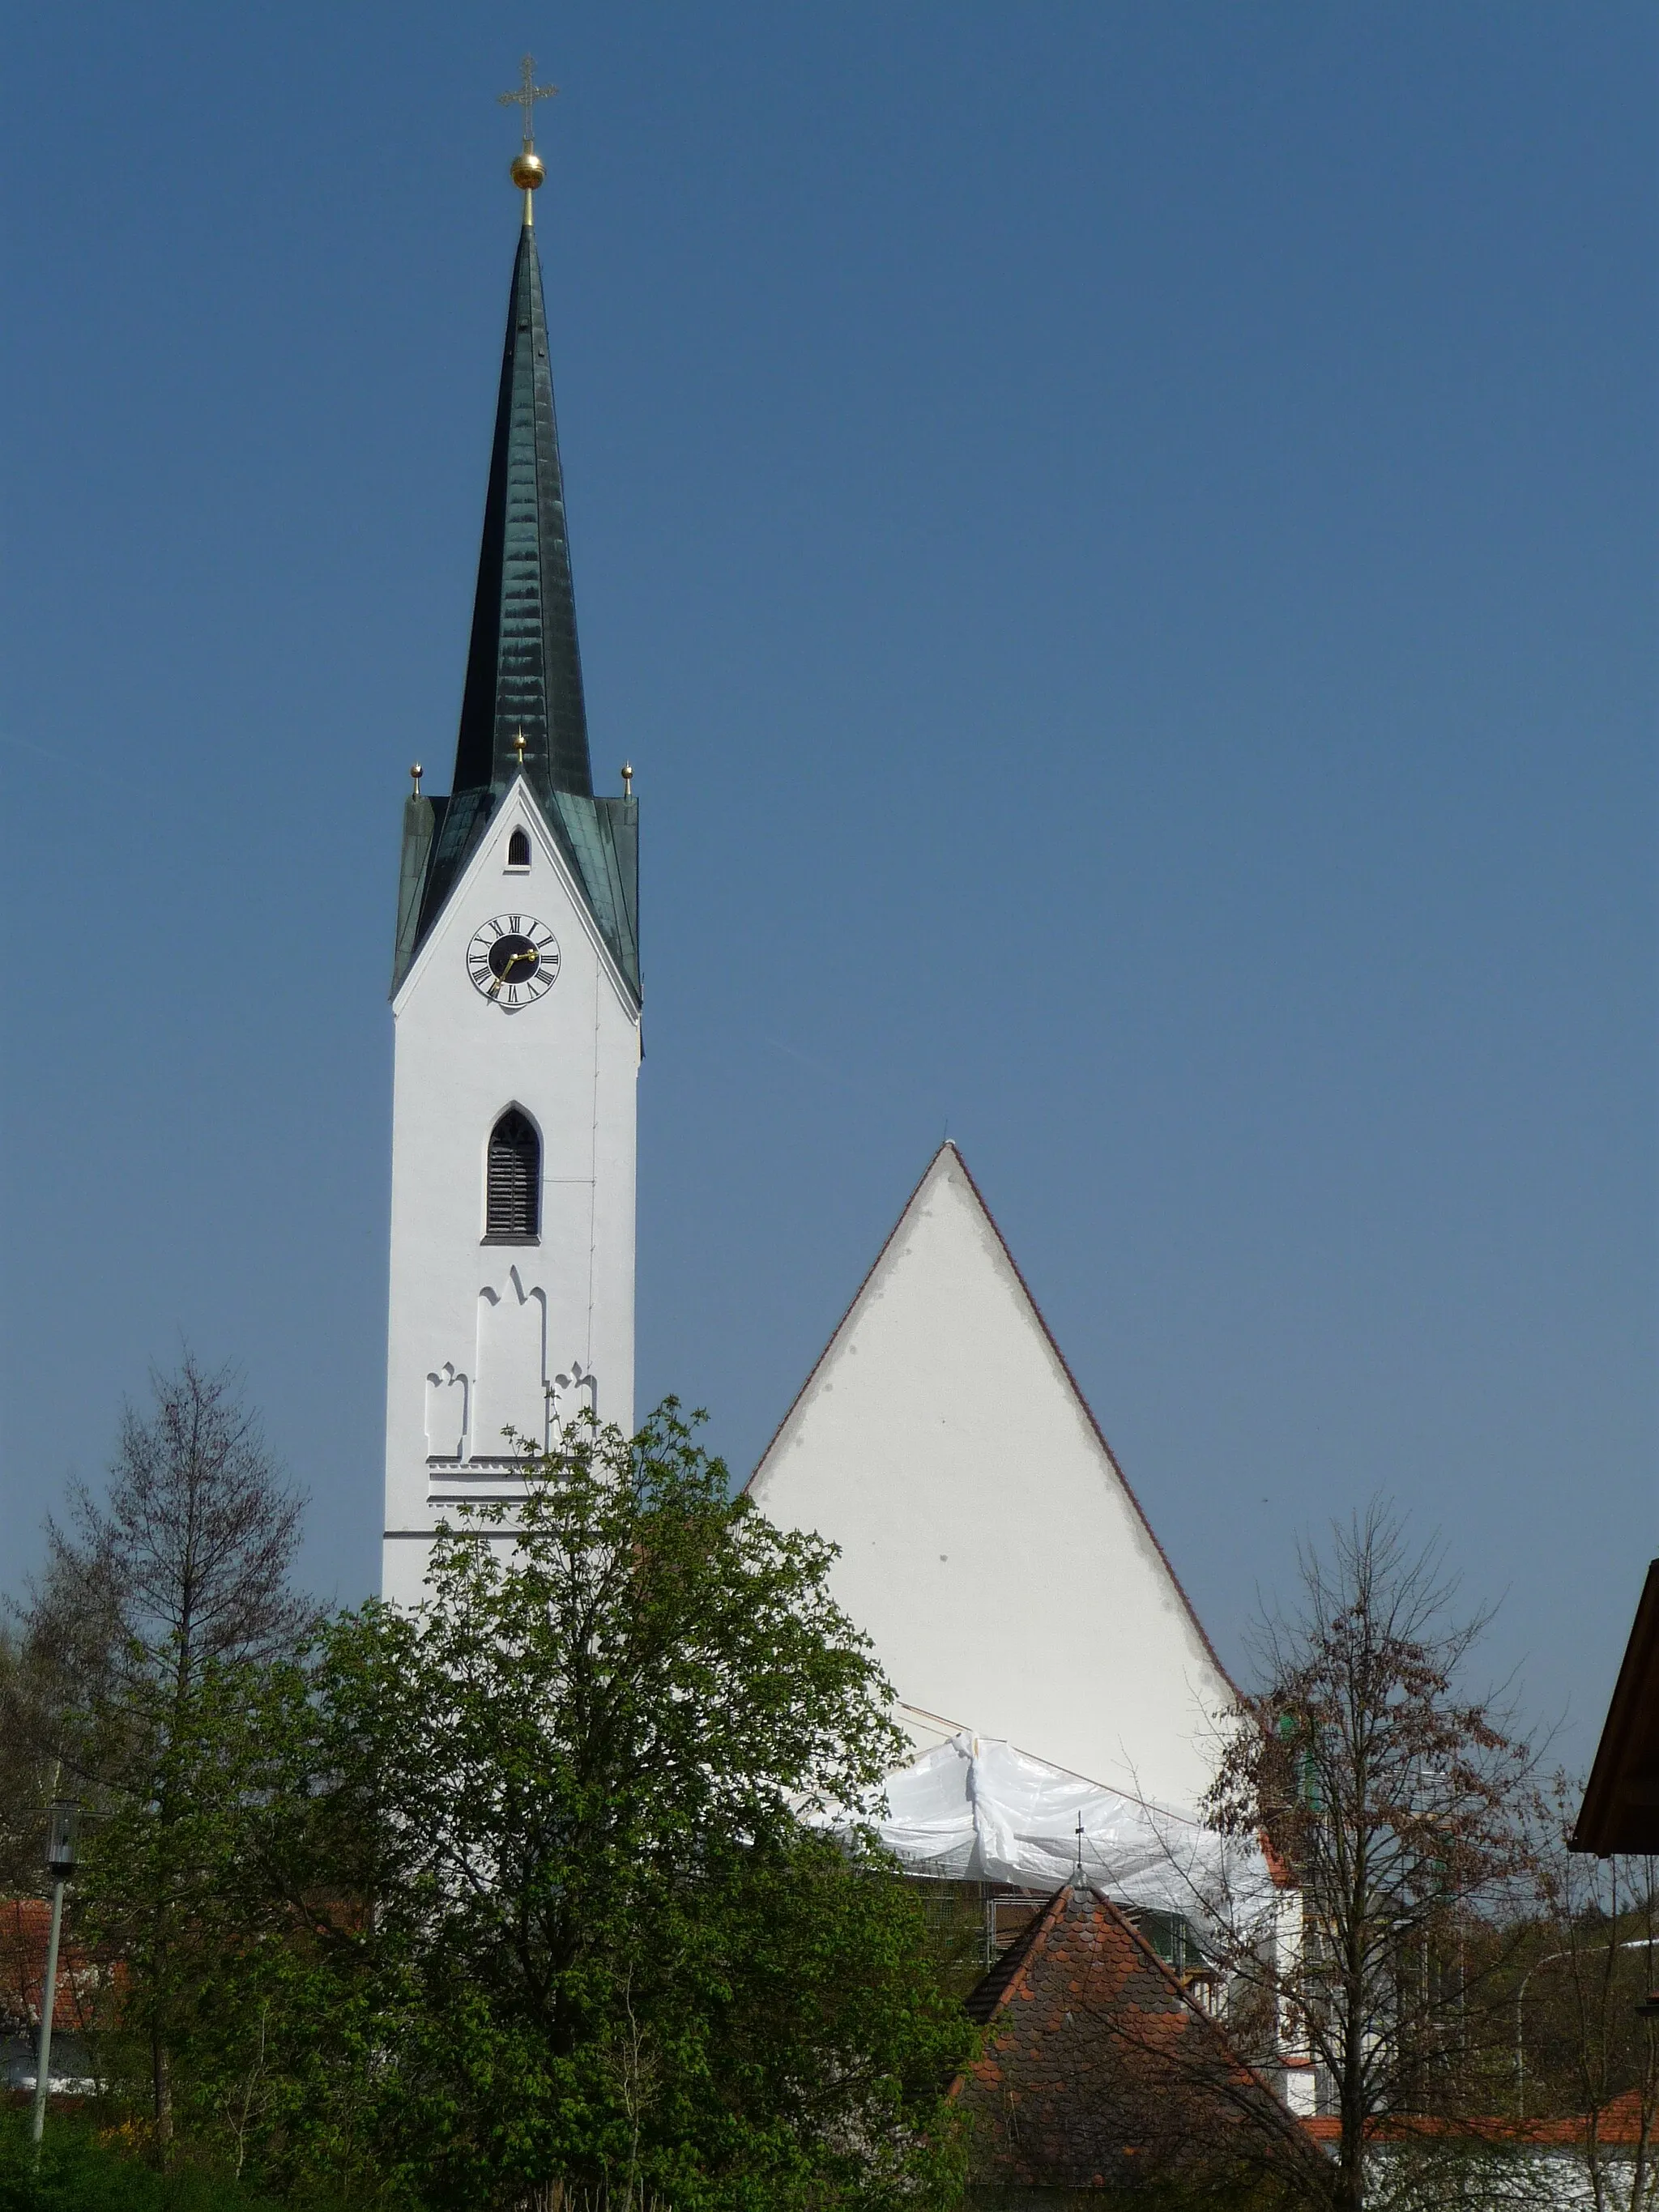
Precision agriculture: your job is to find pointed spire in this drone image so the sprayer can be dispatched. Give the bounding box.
[391,94,638,1008]
[451,213,593,800]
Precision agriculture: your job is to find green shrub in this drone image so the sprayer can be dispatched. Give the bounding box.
[0,2111,281,2212]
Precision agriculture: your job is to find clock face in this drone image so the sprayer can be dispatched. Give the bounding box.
[467,914,561,1009]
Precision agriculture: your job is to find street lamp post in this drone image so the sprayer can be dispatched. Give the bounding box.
[29,1801,79,2152]
[1515,1938,1650,2118]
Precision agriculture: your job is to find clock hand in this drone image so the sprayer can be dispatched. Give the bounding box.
[487,945,539,997]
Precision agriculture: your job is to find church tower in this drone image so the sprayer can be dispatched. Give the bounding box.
[382,104,641,1605]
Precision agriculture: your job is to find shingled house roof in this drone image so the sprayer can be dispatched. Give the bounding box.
[955,1882,1321,2196]
[0,1898,105,2039]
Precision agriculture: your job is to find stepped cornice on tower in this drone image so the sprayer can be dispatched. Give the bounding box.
[394,156,638,1004]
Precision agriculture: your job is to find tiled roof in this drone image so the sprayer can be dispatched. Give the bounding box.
[0,1898,105,2035]
[955,1881,1321,2194]
[963,1890,1064,2027]
[1303,2093,1659,2151]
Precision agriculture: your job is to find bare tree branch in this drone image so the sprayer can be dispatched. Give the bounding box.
[1196,1503,1542,2212]
[27,1350,312,1741]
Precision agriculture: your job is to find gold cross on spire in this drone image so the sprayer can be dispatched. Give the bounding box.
[499,54,558,150]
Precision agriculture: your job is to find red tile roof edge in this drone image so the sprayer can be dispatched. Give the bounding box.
[957,1883,1073,2033]
[1300,2092,1659,2150]
[957,1878,1320,2172]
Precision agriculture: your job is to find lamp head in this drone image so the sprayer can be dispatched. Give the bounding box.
[44,1802,79,1878]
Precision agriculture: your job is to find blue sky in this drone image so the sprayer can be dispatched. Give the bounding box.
[2,3,1653,1767]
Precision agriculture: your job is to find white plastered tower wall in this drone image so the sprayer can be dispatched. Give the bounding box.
[382,775,640,1606]
[747,1144,1235,1816]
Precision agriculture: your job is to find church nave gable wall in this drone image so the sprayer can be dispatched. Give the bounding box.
[748,1144,1235,1819]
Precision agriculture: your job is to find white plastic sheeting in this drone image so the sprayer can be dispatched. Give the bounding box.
[868,1731,1277,1927]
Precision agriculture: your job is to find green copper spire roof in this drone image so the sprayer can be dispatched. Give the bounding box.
[392,208,638,1005]
[453,218,593,799]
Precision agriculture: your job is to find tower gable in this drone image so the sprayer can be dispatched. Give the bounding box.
[747,1145,1235,1814]
[393,774,638,1023]
[393,782,638,1005]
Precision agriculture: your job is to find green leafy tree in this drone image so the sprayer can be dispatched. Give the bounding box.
[318,1403,971,2211]
[84,1404,970,2211]
[73,1642,392,2195]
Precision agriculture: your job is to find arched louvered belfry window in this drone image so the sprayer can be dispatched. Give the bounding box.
[507,826,531,867]
[485,1109,540,1240]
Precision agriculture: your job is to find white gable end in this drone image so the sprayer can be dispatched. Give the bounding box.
[748,1146,1233,1817]
[391,775,636,1021]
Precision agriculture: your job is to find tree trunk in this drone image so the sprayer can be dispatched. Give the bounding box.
[151,2031,173,2166]
[1337,2038,1367,2212]
[1337,2137,1365,2211]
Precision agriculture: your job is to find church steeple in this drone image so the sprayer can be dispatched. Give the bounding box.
[393,81,638,1005]
[451,214,593,801]
[382,63,642,1611]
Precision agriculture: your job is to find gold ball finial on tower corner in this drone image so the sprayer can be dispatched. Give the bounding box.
[410,763,423,794]
[621,762,633,798]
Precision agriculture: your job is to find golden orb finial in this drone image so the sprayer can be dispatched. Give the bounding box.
[499,57,557,224]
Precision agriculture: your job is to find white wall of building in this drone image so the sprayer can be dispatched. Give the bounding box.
[382,777,640,1605]
[748,1145,1234,1817]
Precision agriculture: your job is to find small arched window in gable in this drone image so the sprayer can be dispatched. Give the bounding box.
[506,826,531,870]
[485,1109,540,1241]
